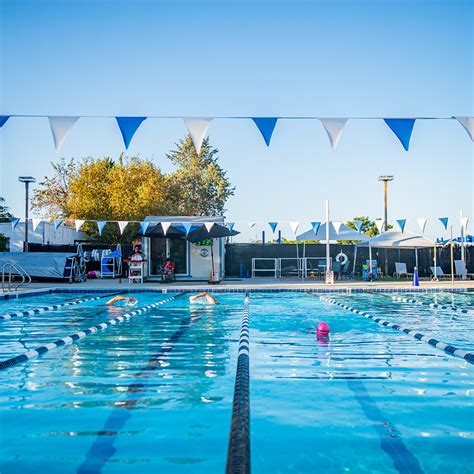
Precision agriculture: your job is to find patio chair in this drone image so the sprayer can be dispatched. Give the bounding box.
[454,260,474,279]
[340,260,351,279]
[332,261,341,280]
[393,262,413,279]
[429,266,452,280]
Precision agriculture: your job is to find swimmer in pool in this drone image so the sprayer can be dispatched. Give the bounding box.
[104,296,138,307]
[189,292,219,305]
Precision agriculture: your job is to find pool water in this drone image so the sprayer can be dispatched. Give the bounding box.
[0,290,472,473]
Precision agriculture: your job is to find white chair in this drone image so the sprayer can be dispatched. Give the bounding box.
[128,254,145,284]
[430,266,452,280]
[393,262,413,278]
[454,260,474,279]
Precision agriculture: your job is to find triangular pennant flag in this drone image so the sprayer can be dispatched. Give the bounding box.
[248,222,256,228]
[289,222,300,234]
[396,219,406,233]
[226,222,235,233]
[183,118,212,155]
[268,222,278,233]
[54,219,63,230]
[161,222,172,235]
[311,221,321,235]
[75,220,85,232]
[204,222,215,233]
[333,221,343,234]
[384,118,416,151]
[32,218,42,231]
[455,117,474,141]
[438,217,449,230]
[115,117,147,149]
[118,221,129,235]
[97,221,107,236]
[48,116,79,152]
[140,221,150,235]
[353,220,363,233]
[460,216,469,230]
[0,116,10,128]
[375,218,384,233]
[417,218,427,233]
[320,118,348,150]
[182,222,193,236]
[252,117,278,146]
[11,217,20,230]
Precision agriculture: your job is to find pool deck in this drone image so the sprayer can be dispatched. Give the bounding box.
[2,277,474,298]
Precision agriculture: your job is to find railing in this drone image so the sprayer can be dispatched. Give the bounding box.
[2,263,32,292]
[251,258,278,278]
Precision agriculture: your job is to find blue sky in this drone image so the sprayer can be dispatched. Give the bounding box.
[0,0,472,240]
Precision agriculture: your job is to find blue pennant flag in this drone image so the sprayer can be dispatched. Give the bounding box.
[226,222,235,233]
[396,219,406,233]
[268,222,278,233]
[438,217,449,230]
[252,117,278,146]
[97,221,107,236]
[0,116,10,128]
[384,119,416,151]
[140,221,150,235]
[182,222,193,236]
[11,217,20,230]
[54,219,63,230]
[115,117,147,149]
[311,221,321,235]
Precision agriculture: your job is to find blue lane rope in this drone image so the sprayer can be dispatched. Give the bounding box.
[319,296,474,365]
[0,294,179,371]
[226,292,251,474]
[390,295,474,315]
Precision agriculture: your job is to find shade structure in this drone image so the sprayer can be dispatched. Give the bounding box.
[356,230,434,248]
[297,222,370,242]
[186,224,239,243]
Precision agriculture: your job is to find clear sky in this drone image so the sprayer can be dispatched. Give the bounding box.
[0,0,472,241]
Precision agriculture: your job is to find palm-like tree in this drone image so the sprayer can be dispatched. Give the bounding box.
[0,197,12,222]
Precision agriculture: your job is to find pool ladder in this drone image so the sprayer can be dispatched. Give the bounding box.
[2,263,32,292]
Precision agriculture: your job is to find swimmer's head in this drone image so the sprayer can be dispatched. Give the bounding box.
[316,321,330,340]
[125,298,138,307]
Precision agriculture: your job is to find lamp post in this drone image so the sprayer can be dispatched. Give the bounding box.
[18,176,36,252]
[378,175,394,232]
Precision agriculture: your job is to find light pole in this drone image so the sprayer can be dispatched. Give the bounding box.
[18,176,36,252]
[378,175,394,232]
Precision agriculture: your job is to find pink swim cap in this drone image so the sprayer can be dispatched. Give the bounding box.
[316,322,330,335]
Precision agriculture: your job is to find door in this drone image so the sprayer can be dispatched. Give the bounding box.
[150,238,167,275]
[169,238,188,275]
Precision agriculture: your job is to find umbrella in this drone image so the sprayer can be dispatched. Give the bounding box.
[186,224,239,243]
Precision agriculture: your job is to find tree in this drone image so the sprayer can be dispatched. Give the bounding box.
[0,196,12,222]
[166,135,235,216]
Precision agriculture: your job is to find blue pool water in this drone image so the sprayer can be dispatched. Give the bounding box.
[0,290,472,473]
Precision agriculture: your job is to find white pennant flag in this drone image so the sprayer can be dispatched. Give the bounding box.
[248,222,256,228]
[333,221,343,234]
[375,218,384,233]
[161,222,172,235]
[118,221,129,234]
[460,216,469,230]
[455,117,474,141]
[320,118,348,150]
[183,118,212,154]
[75,220,85,232]
[32,218,42,231]
[417,218,427,233]
[353,220,363,233]
[48,116,79,152]
[289,222,300,234]
[204,222,215,233]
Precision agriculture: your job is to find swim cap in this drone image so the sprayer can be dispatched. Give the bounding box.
[316,322,330,335]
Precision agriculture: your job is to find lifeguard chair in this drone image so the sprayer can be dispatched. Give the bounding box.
[128,253,145,284]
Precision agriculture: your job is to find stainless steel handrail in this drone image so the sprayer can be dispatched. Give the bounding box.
[2,263,32,292]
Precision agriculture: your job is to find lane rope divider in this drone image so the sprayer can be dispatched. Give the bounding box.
[319,295,474,365]
[0,292,125,321]
[390,295,473,315]
[226,291,251,474]
[0,294,181,371]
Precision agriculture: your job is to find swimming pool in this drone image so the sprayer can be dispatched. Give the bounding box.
[0,290,472,473]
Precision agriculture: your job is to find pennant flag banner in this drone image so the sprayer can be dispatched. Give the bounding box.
[97,221,107,236]
[289,222,300,234]
[116,117,147,149]
[268,222,278,233]
[226,222,235,233]
[384,118,416,151]
[48,116,79,152]
[0,116,10,128]
[182,222,193,236]
[460,216,469,230]
[333,221,343,235]
[140,221,150,235]
[204,222,214,233]
[455,117,474,141]
[11,217,20,230]
[161,222,172,235]
[54,219,63,230]
[396,219,406,233]
[75,220,85,232]
[311,221,321,235]
[32,218,42,231]
[248,222,256,228]
[375,218,384,233]
[439,217,449,230]
[184,118,212,154]
[118,221,129,235]
[417,218,427,233]
[252,117,278,146]
[353,220,363,233]
[320,118,347,150]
